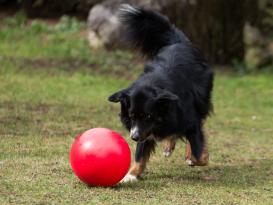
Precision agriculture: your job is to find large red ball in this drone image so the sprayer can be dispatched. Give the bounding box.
[70,128,131,187]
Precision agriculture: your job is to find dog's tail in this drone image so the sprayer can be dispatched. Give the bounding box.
[119,4,189,58]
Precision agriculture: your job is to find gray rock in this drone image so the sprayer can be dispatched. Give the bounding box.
[244,23,264,47]
[87,0,176,49]
[244,23,272,69]
[76,0,104,14]
[245,47,269,70]
[87,3,120,48]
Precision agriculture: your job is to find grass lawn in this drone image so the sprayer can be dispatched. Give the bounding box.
[0,17,273,205]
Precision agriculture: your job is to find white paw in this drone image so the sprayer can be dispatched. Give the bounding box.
[120,174,138,183]
[186,159,194,166]
[163,150,172,157]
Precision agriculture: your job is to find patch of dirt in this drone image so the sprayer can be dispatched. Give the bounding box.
[0,101,51,114]
[3,56,97,70]
[202,175,218,181]
[2,56,143,80]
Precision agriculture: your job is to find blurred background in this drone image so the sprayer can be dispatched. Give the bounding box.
[0,0,273,70]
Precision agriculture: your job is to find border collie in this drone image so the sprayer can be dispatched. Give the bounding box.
[108,5,214,182]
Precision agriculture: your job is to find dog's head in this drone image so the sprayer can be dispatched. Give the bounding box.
[109,86,178,142]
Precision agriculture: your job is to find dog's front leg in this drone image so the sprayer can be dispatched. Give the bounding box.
[121,140,156,183]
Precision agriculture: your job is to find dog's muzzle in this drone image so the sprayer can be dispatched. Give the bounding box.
[130,126,140,141]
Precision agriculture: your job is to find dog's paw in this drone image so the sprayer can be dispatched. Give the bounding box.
[186,159,194,166]
[163,149,172,157]
[120,174,138,183]
[185,155,209,166]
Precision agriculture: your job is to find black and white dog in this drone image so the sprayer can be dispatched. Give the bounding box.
[109,5,214,182]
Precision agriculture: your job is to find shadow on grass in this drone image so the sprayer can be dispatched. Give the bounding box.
[115,159,273,190]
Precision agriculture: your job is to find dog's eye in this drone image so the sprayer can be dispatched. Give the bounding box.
[146,114,152,119]
[129,113,135,120]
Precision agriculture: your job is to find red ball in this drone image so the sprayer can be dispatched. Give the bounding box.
[70,128,131,187]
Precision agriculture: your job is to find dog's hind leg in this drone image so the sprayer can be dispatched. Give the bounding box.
[121,140,156,183]
[163,137,176,157]
[185,135,209,166]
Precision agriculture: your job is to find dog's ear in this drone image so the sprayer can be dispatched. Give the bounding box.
[152,89,178,114]
[108,89,129,103]
[154,89,179,102]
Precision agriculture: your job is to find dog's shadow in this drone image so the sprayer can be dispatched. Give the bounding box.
[116,159,273,190]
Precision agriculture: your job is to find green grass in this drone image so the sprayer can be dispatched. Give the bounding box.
[0,18,273,205]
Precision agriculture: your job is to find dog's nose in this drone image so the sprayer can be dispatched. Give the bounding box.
[130,126,140,141]
[131,134,140,141]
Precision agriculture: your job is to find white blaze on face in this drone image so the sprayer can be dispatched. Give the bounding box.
[130,126,139,138]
